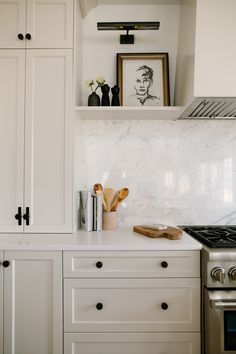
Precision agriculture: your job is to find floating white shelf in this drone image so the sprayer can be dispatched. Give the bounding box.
[75,106,184,120]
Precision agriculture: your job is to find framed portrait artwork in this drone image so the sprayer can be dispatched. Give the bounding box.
[116,53,170,107]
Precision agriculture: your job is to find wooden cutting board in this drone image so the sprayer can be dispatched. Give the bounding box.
[133,225,183,240]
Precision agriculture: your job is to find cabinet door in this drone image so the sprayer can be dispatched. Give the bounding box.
[24,49,73,233]
[194,0,236,97]
[0,0,26,48]
[0,50,25,232]
[3,251,62,354]
[26,0,73,48]
[0,252,3,354]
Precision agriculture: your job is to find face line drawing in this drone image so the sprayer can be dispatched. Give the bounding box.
[131,64,159,106]
[134,75,151,96]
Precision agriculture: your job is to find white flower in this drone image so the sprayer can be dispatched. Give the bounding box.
[86,77,106,93]
[86,79,94,88]
[96,77,106,86]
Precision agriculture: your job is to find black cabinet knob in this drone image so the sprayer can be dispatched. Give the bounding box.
[26,33,31,40]
[2,260,10,268]
[161,261,168,268]
[161,302,168,310]
[96,303,103,310]
[18,33,24,40]
[96,261,103,269]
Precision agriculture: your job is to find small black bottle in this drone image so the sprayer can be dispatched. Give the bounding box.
[111,85,120,106]
[101,84,110,106]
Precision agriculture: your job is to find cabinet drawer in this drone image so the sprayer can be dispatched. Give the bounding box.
[64,333,200,354]
[64,278,200,332]
[63,251,200,278]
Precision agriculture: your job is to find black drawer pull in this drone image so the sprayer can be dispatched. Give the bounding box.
[15,206,22,226]
[23,207,30,226]
[25,33,31,40]
[2,260,10,268]
[96,303,103,310]
[161,261,168,268]
[96,261,103,269]
[161,302,168,310]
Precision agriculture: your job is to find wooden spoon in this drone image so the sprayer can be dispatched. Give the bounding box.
[110,188,129,211]
[93,183,108,211]
[94,183,102,194]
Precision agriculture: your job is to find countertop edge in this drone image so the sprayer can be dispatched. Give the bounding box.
[0,228,202,251]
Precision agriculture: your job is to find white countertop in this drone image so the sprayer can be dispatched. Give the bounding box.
[0,227,202,251]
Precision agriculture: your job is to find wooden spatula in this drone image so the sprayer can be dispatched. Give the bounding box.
[104,188,116,211]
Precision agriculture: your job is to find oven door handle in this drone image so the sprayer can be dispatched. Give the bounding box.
[211,300,236,309]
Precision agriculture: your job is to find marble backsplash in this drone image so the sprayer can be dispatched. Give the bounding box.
[76,119,236,226]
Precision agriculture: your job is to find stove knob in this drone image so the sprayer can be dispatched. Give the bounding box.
[211,267,226,283]
[228,267,236,281]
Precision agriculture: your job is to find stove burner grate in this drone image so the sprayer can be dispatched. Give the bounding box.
[181,225,236,248]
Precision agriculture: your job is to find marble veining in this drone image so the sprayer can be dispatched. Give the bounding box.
[76,119,236,226]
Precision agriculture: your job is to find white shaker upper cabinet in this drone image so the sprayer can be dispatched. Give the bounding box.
[194,0,236,97]
[0,50,25,233]
[24,49,73,233]
[26,0,74,48]
[0,0,73,48]
[0,0,26,48]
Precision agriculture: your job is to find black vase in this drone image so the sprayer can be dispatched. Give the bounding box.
[88,92,100,106]
[101,84,110,106]
[111,85,120,106]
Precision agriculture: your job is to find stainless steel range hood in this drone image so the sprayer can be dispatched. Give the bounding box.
[178,97,236,120]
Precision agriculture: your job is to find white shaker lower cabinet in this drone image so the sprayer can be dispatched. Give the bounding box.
[0,251,3,354]
[64,278,200,333]
[63,250,201,354]
[3,251,62,354]
[64,333,200,354]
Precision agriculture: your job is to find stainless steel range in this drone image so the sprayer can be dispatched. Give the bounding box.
[182,226,236,354]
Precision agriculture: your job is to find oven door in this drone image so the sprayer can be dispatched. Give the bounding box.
[204,289,236,354]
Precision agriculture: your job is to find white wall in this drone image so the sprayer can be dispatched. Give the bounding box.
[75,2,236,228]
[76,119,236,227]
[80,4,180,106]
